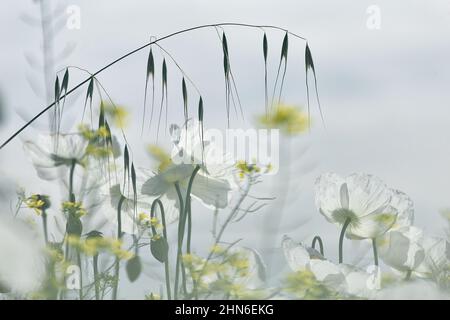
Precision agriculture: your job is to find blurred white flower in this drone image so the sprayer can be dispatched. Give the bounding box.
[142,122,235,223]
[415,236,450,279]
[102,181,153,235]
[282,236,375,297]
[0,216,45,294]
[379,226,425,274]
[375,279,450,300]
[23,133,88,180]
[315,173,404,239]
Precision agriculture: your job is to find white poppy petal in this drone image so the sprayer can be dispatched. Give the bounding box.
[345,173,392,218]
[315,173,346,222]
[379,226,425,272]
[347,207,398,239]
[390,190,414,229]
[281,236,311,271]
[189,173,231,209]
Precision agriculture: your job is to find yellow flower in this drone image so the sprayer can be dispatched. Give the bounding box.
[210,244,224,255]
[147,145,172,172]
[62,201,87,218]
[25,194,50,215]
[258,104,309,135]
[235,160,261,180]
[104,103,129,128]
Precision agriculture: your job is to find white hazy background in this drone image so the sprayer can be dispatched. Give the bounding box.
[1,0,450,298]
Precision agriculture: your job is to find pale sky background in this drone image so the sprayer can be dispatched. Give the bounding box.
[1,0,450,298]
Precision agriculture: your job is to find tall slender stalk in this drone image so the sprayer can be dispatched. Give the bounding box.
[69,160,76,202]
[76,250,83,300]
[112,195,125,300]
[151,199,171,300]
[41,209,48,244]
[173,182,185,300]
[339,218,351,264]
[93,254,100,300]
[1,23,308,151]
[372,238,379,266]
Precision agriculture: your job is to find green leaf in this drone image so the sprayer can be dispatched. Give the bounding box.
[263,33,268,62]
[151,237,169,263]
[86,77,94,103]
[131,163,137,196]
[54,76,60,103]
[182,77,188,120]
[66,214,82,236]
[98,101,105,128]
[104,120,112,146]
[198,96,203,122]
[222,32,229,56]
[162,59,167,87]
[281,32,288,60]
[61,68,69,94]
[305,43,315,73]
[124,145,130,181]
[147,48,155,79]
[126,255,142,282]
[86,230,103,240]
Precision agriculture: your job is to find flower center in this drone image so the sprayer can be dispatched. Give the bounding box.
[332,208,358,225]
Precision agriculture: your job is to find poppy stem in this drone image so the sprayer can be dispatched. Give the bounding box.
[41,209,48,244]
[112,195,125,300]
[339,218,351,264]
[372,238,379,266]
[311,235,324,256]
[174,182,185,300]
[69,159,76,202]
[151,199,171,300]
[93,254,99,300]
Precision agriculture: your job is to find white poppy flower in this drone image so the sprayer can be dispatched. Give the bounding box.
[23,133,88,180]
[282,236,376,298]
[415,236,450,278]
[142,122,235,223]
[282,236,346,292]
[378,226,425,273]
[99,167,155,235]
[315,173,402,239]
[0,216,46,294]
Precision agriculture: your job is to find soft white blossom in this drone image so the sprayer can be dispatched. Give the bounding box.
[315,173,406,239]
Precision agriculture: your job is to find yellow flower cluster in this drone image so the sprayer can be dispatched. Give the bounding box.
[25,194,50,215]
[138,212,161,229]
[284,269,339,299]
[235,160,271,180]
[78,124,110,140]
[103,103,129,128]
[66,234,134,260]
[62,201,87,218]
[182,249,265,299]
[145,293,161,300]
[148,145,172,172]
[258,104,309,135]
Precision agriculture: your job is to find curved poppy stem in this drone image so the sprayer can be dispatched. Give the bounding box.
[372,238,379,267]
[151,199,171,300]
[339,218,351,264]
[311,235,324,256]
